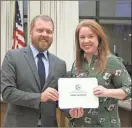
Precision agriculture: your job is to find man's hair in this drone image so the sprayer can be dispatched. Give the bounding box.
[30,15,54,31]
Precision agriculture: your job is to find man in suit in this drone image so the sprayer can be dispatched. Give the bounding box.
[1,15,67,127]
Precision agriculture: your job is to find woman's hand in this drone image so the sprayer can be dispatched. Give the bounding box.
[93,85,109,97]
[94,85,128,100]
[69,107,84,118]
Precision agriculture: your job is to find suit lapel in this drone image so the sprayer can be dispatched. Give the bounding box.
[42,52,55,90]
[24,46,41,89]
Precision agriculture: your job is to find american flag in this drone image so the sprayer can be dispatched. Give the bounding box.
[12,1,26,49]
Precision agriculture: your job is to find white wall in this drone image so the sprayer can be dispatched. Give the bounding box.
[1,1,23,65]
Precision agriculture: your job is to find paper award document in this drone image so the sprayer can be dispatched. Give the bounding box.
[58,78,99,109]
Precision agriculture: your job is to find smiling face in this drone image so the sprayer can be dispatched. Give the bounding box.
[75,19,110,74]
[30,18,53,52]
[79,26,99,55]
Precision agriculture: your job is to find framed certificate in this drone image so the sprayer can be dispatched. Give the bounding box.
[58,78,99,109]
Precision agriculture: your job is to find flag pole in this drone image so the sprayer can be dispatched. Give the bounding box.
[13,1,16,37]
[12,1,16,49]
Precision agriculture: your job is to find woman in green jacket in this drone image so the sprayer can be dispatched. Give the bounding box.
[68,19,131,127]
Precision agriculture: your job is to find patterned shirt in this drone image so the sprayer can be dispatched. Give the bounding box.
[69,54,131,127]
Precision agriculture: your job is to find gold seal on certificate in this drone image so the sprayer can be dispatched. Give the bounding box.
[58,78,99,109]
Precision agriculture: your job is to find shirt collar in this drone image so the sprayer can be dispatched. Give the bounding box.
[30,44,48,60]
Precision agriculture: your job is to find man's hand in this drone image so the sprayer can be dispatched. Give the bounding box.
[69,108,84,118]
[41,87,59,102]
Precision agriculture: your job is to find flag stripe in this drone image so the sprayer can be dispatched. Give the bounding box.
[16,23,24,31]
[17,39,26,47]
[17,34,25,43]
[16,28,24,37]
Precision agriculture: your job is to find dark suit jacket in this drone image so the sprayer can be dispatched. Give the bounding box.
[1,46,66,127]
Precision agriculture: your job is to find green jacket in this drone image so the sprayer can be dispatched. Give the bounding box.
[69,54,131,127]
